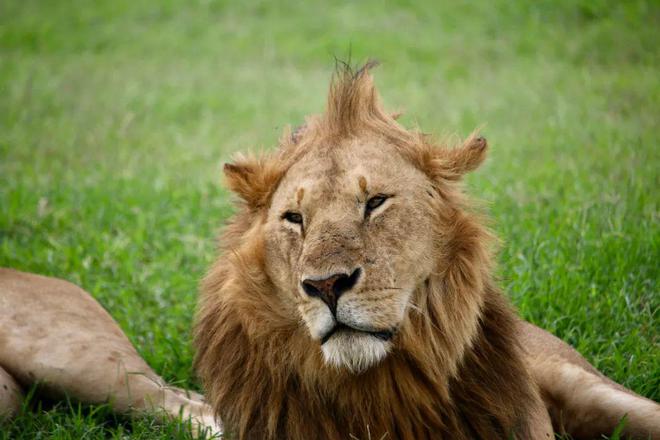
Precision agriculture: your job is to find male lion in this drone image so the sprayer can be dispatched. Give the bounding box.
[193,63,660,439]
[1,63,658,439]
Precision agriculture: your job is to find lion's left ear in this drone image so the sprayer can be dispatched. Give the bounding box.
[434,134,488,180]
[223,154,284,209]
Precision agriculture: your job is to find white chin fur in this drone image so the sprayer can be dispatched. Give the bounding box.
[321,331,390,373]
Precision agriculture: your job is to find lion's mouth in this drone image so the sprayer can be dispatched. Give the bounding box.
[321,323,395,345]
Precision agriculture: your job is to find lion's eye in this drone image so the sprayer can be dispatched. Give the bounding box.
[365,194,388,216]
[282,211,303,225]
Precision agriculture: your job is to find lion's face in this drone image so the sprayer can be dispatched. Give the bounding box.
[264,138,436,372]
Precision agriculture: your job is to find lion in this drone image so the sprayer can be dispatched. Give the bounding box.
[193,62,660,439]
[1,62,658,439]
[0,268,222,436]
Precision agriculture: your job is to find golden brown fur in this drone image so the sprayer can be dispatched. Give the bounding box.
[0,268,222,435]
[194,62,659,439]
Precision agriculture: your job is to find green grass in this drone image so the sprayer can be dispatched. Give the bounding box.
[1,0,658,438]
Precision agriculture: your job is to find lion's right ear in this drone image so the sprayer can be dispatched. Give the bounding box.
[223,154,284,208]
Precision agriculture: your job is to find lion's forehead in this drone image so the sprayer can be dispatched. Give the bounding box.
[276,141,419,204]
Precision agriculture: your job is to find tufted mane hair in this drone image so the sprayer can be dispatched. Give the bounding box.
[194,62,542,439]
[281,60,418,166]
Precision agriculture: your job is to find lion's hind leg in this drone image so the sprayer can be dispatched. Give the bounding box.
[0,365,22,418]
[0,268,222,436]
[519,321,660,439]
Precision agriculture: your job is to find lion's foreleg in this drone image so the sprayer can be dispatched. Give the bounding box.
[519,321,660,439]
[537,358,660,439]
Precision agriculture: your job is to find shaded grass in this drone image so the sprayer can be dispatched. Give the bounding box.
[1,0,658,437]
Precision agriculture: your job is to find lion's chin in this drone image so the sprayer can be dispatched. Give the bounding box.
[321,331,390,374]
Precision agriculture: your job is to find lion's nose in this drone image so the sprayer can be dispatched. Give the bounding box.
[301,268,361,314]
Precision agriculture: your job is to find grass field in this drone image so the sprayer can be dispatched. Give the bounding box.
[1,0,658,438]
